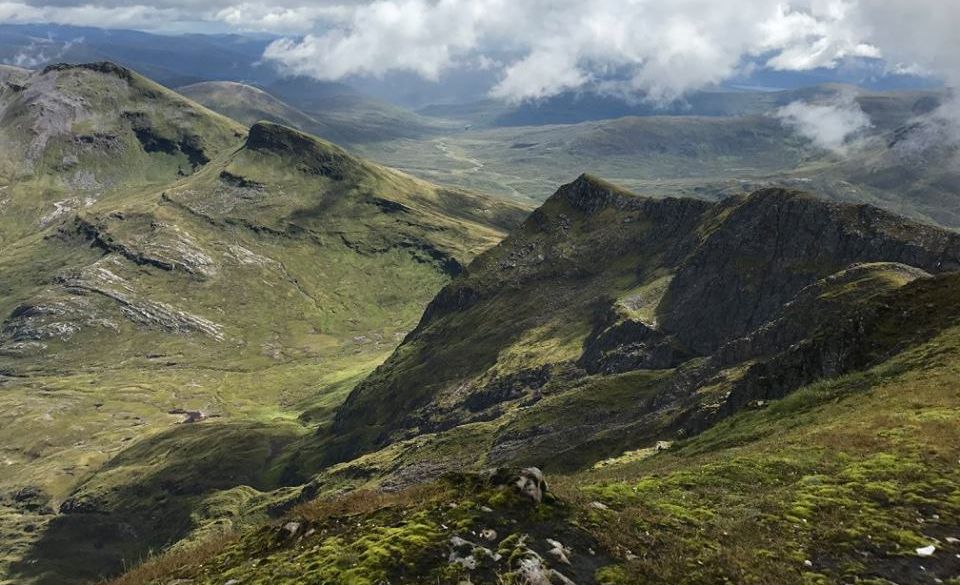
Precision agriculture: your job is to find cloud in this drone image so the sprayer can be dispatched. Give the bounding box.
[259,0,896,103]
[0,2,184,29]
[776,92,872,153]
[214,3,349,33]
[852,0,960,148]
[263,0,503,80]
[1,0,958,116]
[4,36,82,67]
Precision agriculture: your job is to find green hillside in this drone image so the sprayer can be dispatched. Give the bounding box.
[3,62,960,585]
[0,63,527,585]
[96,176,960,585]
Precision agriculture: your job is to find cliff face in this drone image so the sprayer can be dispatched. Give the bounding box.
[658,188,960,355]
[328,176,960,463]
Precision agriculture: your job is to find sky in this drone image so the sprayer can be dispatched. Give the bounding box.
[0,0,957,105]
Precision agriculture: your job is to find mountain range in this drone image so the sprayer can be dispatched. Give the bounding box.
[0,61,958,585]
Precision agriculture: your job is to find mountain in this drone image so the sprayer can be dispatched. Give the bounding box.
[418,85,941,129]
[181,79,458,145]
[0,62,245,243]
[375,87,960,230]
[791,119,960,227]
[264,76,458,143]
[0,24,276,88]
[326,175,960,460]
[0,63,526,585]
[178,81,348,144]
[98,176,960,585]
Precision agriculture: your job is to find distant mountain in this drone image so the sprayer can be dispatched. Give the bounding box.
[0,24,277,87]
[264,76,458,142]
[178,81,348,144]
[420,84,943,129]
[180,79,455,145]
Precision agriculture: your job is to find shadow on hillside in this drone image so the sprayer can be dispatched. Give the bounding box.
[9,420,305,585]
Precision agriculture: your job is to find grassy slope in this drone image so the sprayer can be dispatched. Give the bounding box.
[100,275,960,584]
[0,62,245,244]
[574,298,960,584]
[180,80,460,147]
[264,77,459,144]
[0,65,528,585]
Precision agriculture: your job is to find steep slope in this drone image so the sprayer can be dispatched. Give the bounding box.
[101,183,960,585]
[0,64,527,585]
[328,176,960,462]
[0,62,245,243]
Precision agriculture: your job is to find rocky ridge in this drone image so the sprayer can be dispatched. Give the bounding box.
[328,175,960,464]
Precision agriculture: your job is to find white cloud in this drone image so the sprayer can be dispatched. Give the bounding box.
[776,91,872,153]
[0,2,183,29]
[852,0,960,148]
[263,0,504,80]
[4,36,82,68]
[1,0,958,115]
[215,4,349,34]
[258,0,896,103]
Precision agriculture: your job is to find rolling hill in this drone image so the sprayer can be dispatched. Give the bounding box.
[178,81,348,144]
[181,79,458,146]
[370,88,960,229]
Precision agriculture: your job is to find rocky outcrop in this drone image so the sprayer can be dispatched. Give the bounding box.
[71,216,217,278]
[42,61,133,81]
[245,121,360,180]
[712,262,931,366]
[658,189,960,355]
[487,466,549,504]
[123,111,210,168]
[465,366,553,412]
[579,303,690,374]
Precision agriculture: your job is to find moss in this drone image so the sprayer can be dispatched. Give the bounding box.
[571,323,960,584]
[596,565,632,585]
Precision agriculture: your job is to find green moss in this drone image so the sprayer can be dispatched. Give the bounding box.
[572,322,960,584]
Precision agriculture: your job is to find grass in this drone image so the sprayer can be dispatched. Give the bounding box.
[0,64,527,585]
[568,321,960,584]
[4,63,960,585]
[92,318,960,585]
[100,471,613,585]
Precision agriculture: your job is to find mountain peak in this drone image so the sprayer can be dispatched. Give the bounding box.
[41,61,133,80]
[551,173,644,214]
